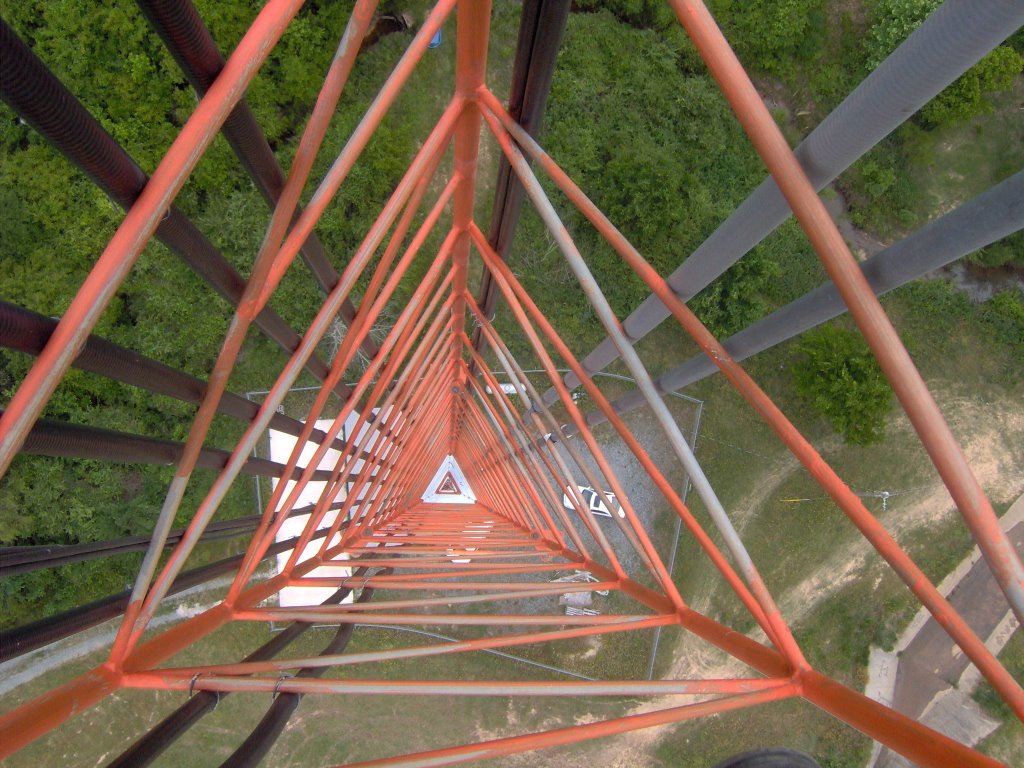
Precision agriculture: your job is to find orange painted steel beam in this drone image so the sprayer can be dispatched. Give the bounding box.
[232,611,666,627]
[288,579,618,591]
[3,3,1019,766]
[0,0,305,477]
[476,84,1024,721]
[445,0,493,442]
[665,0,1024,627]
[123,676,788,698]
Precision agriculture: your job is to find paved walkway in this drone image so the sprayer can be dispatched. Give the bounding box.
[868,494,1024,767]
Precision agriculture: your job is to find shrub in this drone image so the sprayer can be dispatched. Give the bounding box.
[968,231,1024,270]
[919,46,1023,128]
[709,0,827,73]
[793,326,893,445]
[866,0,1023,128]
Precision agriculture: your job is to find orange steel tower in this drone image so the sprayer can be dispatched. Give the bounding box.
[1,1,1023,766]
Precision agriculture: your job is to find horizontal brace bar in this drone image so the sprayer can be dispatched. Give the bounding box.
[0,300,350,452]
[6,409,332,480]
[147,614,677,677]
[321,563,577,577]
[235,611,663,626]
[289,578,618,592]
[277,584,604,611]
[124,675,787,697]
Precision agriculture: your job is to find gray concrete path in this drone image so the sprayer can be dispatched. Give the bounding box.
[870,494,1024,767]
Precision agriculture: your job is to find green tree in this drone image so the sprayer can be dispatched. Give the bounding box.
[708,0,826,73]
[793,326,893,445]
[866,0,1023,128]
[507,11,780,351]
[919,46,1023,128]
[864,0,940,69]
[968,231,1024,270]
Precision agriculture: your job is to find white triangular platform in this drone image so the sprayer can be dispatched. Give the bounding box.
[421,455,476,504]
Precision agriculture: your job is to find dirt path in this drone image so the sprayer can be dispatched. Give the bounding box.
[591,390,1024,768]
[821,185,887,262]
[778,394,1023,626]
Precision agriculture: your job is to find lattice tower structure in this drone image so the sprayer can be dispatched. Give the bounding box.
[1,1,1023,766]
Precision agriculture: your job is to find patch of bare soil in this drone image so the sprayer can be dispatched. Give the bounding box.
[591,390,1023,766]
[781,391,1023,625]
[731,453,806,533]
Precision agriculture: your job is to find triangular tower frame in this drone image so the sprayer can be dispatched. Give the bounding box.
[1,1,1022,766]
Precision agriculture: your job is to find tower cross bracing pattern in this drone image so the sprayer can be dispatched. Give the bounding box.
[0,1,1022,766]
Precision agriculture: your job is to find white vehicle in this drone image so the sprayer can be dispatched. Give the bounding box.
[562,485,624,518]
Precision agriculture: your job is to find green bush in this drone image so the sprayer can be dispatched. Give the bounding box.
[979,290,1024,350]
[864,0,940,70]
[573,0,678,31]
[793,326,894,445]
[919,46,1023,128]
[708,0,827,73]
[866,0,1023,128]
[969,231,1024,270]
[859,159,897,201]
[574,0,828,75]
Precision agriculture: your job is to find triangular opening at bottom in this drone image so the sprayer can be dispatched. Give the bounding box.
[421,455,476,503]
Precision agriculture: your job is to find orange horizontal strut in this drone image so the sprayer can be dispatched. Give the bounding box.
[232,611,662,626]
[288,578,617,591]
[141,615,678,677]
[123,675,787,698]
[475,86,1024,722]
[336,685,802,768]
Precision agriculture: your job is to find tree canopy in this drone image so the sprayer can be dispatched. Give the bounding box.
[793,326,894,445]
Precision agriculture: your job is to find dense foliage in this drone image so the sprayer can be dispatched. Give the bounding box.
[0,0,437,626]
[793,326,893,445]
[574,0,829,74]
[971,232,1024,270]
[501,9,790,354]
[865,0,1023,128]
[709,0,827,73]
